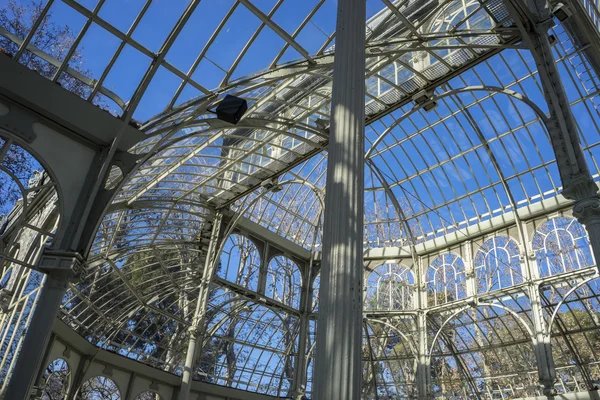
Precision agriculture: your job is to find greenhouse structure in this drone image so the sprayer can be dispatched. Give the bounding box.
[2,0,600,399]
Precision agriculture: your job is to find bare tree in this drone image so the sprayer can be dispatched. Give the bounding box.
[0,140,34,212]
[0,0,93,97]
[40,358,70,400]
[0,0,99,210]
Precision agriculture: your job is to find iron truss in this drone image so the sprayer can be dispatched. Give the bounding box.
[2,0,600,399]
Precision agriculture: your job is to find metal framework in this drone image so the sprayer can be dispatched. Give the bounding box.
[2,0,600,399]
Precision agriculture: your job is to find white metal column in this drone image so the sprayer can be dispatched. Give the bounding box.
[178,212,223,400]
[415,256,430,399]
[3,151,111,399]
[507,0,600,272]
[4,252,83,399]
[291,259,314,399]
[313,0,366,398]
[507,0,597,395]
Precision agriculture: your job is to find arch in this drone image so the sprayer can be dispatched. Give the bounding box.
[40,358,71,400]
[547,274,599,329]
[217,233,261,291]
[428,303,535,357]
[0,137,59,244]
[203,297,257,347]
[426,253,467,306]
[542,275,600,392]
[474,236,523,294]
[0,132,63,221]
[0,135,61,394]
[134,391,162,400]
[365,86,551,160]
[198,301,299,397]
[77,376,121,399]
[363,318,418,399]
[532,217,594,278]
[265,255,302,309]
[367,318,418,357]
[366,159,419,255]
[240,180,324,249]
[428,303,537,398]
[203,289,295,347]
[365,263,415,311]
[428,0,494,35]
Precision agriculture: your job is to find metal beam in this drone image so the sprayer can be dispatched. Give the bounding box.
[0,55,144,151]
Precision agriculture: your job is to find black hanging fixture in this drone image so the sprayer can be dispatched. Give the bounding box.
[213,94,248,125]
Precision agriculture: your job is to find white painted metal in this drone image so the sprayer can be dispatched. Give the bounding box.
[2,0,600,398]
[313,0,366,399]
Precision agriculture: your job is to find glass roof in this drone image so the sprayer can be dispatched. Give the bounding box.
[92,0,529,252]
[3,0,600,398]
[1,0,542,251]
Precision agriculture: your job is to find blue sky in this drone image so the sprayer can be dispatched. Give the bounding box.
[3,0,600,242]
[5,3,600,397]
[0,0,387,121]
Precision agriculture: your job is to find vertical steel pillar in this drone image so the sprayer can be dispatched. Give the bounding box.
[3,121,133,397]
[313,0,366,398]
[123,373,136,400]
[257,242,269,295]
[416,257,430,399]
[66,355,89,400]
[3,251,83,400]
[507,2,565,394]
[529,282,557,396]
[178,212,223,400]
[291,258,314,399]
[508,0,600,273]
[522,218,557,396]
[464,241,476,298]
[515,8,600,381]
[416,312,429,399]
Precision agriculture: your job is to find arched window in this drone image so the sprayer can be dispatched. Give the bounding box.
[217,234,261,291]
[427,253,466,306]
[532,217,594,277]
[266,256,302,309]
[475,236,522,293]
[77,376,120,400]
[365,263,415,311]
[135,391,162,400]
[41,358,70,400]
